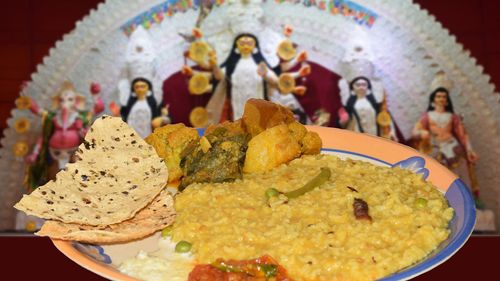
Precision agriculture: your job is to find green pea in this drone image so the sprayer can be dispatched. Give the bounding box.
[161,226,173,238]
[265,188,280,200]
[415,198,428,208]
[260,264,278,278]
[175,240,192,253]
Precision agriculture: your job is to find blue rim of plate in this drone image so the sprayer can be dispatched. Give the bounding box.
[321,148,392,166]
[194,127,476,280]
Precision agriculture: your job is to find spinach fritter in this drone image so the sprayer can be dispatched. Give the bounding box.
[178,124,250,191]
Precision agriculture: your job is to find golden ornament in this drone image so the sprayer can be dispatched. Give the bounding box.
[15,96,31,110]
[278,73,296,94]
[376,111,392,127]
[14,118,30,134]
[25,221,37,232]
[13,141,29,157]
[188,73,211,95]
[420,138,433,155]
[189,107,209,128]
[188,41,211,65]
[277,39,296,61]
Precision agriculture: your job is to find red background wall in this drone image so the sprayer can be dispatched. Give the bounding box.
[1,0,499,134]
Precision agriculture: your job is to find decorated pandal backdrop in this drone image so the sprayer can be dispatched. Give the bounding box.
[0,0,499,232]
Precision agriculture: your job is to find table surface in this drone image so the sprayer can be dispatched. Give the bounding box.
[2,234,498,280]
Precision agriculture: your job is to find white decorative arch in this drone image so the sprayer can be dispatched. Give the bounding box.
[1,0,498,231]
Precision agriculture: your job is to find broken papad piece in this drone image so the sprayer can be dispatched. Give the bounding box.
[36,189,175,244]
[14,115,168,227]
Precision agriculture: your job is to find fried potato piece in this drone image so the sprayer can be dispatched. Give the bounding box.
[240,99,322,174]
[301,131,322,155]
[146,124,200,182]
[243,124,301,173]
[287,122,322,155]
[287,121,307,141]
[241,98,295,137]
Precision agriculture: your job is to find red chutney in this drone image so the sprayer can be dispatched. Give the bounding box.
[188,255,294,281]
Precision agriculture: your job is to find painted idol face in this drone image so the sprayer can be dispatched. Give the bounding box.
[133,80,149,99]
[59,90,77,110]
[236,36,256,57]
[433,91,448,107]
[352,79,369,96]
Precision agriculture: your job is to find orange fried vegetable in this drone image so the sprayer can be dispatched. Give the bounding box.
[241,98,296,137]
[145,124,199,183]
[243,124,301,174]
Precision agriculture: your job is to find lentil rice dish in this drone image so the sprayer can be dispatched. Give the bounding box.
[172,154,454,281]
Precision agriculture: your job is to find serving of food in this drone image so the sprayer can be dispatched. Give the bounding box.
[14,99,475,281]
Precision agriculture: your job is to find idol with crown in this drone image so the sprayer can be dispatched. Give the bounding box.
[183,28,310,124]
[24,81,104,191]
[337,38,404,142]
[412,71,478,172]
[411,71,494,231]
[162,0,323,127]
[13,81,104,231]
[110,25,168,137]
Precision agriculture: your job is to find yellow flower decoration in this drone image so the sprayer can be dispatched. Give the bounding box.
[278,73,296,94]
[189,107,209,128]
[277,39,296,61]
[376,111,392,127]
[25,221,37,232]
[188,73,212,95]
[13,141,29,157]
[189,41,211,65]
[15,96,32,110]
[14,118,30,134]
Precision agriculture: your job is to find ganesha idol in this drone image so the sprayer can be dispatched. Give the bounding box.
[24,81,104,190]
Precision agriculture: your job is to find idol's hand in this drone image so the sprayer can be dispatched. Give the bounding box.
[338,107,349,125]
[208,51,217,68]
[293,86,306,96]
[297,51,308,63]
[182,65,193,76]
[284,25,293,37]
[151,117,164,129]
[192,27,203,39]
[257,62,269,77]
[299,64,311,77]
[109,102,121,117]
[467,150,479,164]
